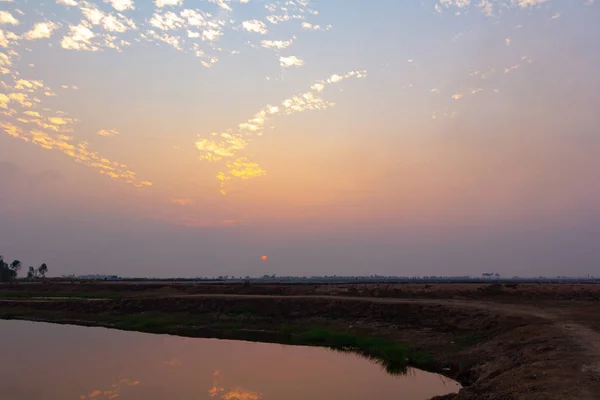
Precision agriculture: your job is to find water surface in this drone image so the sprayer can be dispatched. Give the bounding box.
[0,320,460,400]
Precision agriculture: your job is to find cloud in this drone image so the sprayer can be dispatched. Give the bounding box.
[80,378,140,400]
[23,22,58,40]
[7,92,35,108]
[171,198,193,206]
[0,93,9,109]
[14,79,46,92]
[149,11,184,31]
[279,55,303,68]
[57,0,78,5]
[60,24,97,51]
[180,9,209,27]
[435,0,549,16]
[1,122,151,188]
[143,30,182,50]
[261,38,293,50]
[102,14,137,32]
[242,20,268,34]
[81,4,137,33]
[311,83,325,92]
[96,128,120,137]
[0,29,20,48]
[221,389,262,400]
[300,22,319,31]
[208,0,232,11]
[104,0,135,12]
[196,70,366,194]
[452,93,463,100]
[49,117,73,125]
[155,0,183,7]
[514,0,547,7]
[0,51,11,74]
[227,158,266,180]
[0,11,18,25]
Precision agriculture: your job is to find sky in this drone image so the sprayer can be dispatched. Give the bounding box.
[1,0,599,278]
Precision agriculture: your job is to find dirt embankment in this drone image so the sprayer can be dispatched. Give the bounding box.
[5,281,600,302]
[2,294,600,399]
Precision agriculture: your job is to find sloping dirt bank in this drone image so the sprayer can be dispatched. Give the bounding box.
[1,295,599,399]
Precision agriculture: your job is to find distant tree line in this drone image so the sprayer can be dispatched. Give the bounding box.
[0,254,48,282]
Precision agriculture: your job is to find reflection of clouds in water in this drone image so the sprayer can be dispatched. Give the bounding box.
[222,389,262,400]
[208,369,262,400]
[164,359,182,366]
[196,70,367,195]
[79,378,139,400]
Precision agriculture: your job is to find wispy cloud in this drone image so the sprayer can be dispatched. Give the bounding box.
[261,38,293,50]
[435,0,549,16]
[171,198,193,206]
[549,13,561,20]
[96,128,120,137]
[196,70,367,194]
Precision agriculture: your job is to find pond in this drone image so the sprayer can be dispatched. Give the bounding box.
[0,320,460,400]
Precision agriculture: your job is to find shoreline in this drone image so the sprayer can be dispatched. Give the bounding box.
[1,286,600,399]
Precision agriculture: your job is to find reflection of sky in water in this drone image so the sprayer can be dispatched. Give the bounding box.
[0,320,460,399]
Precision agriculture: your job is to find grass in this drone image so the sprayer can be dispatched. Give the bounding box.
[289,328,435,374]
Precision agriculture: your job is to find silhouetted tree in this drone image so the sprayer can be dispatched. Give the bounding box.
[11,260,22,275]
[1,256,48,282]
[37,263,48,278]
[0,255,20,282]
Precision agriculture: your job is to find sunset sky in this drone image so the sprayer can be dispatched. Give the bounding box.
[1,0,599,278]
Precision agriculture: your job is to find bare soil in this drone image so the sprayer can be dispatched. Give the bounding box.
[1,282,599,399]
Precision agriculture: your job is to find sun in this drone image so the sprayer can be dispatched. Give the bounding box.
[261,256,268,261]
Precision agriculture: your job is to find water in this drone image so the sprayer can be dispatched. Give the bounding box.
[0,320,460,400]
